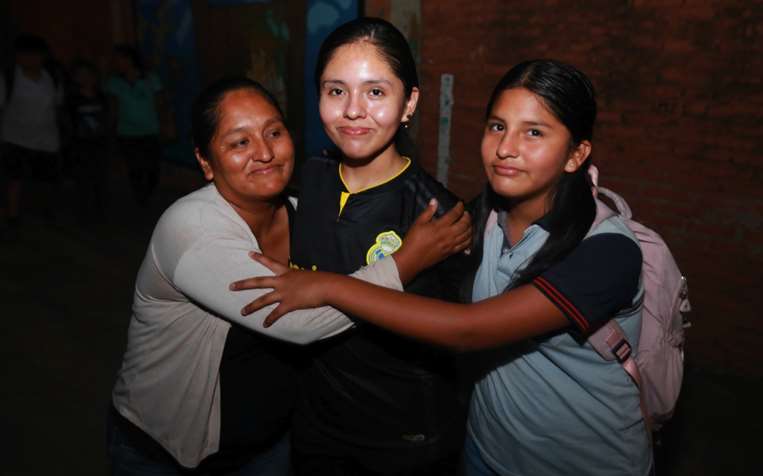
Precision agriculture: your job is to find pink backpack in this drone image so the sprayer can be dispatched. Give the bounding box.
[587,183,692,433]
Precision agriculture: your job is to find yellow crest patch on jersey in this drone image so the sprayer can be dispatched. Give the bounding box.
[366,230,403,265]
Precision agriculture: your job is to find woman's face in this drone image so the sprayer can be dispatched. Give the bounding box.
[196,89,294,206]
[318,41,418,162]
[481,87,589,205]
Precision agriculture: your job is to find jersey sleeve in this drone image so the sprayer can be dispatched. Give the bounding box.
[417,169,460,218]
[532,233,642,334]
[400,169,465,300]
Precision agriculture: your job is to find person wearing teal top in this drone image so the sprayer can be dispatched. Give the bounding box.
[105,45,164,206]
[105,71,161,137]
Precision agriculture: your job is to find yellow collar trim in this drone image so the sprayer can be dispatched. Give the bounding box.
[338,156,411,194]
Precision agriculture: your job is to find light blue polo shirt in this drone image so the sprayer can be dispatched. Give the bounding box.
[104,73,162,137]
[467,212,652,476]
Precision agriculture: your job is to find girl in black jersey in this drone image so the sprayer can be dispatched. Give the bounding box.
[249,17,469,476]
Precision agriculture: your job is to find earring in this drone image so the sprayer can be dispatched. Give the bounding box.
[402,122,410,129]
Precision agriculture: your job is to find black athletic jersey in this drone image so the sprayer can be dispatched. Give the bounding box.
[290,156,467,469]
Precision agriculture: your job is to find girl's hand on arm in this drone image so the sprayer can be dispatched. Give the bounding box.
[394,199,472,283]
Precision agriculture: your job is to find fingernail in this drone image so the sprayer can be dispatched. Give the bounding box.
[229,283,237,290]
[429,198,437,206]
[241,308,247,316]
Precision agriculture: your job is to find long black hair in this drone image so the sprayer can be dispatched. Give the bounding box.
[191,77,284,159]
[472,59,598,289]
[314,17,419,158]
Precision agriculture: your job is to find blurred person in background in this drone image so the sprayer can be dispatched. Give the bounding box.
[67,59,110,224]
[104,45,164,207]
[0,33,64,239]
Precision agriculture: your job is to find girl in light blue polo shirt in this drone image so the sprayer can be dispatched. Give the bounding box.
[235,59,652,476]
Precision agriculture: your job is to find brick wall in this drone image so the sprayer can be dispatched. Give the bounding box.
[414,1,763,376]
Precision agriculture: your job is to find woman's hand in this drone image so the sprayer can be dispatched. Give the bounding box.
[393,199,472,283]
[230,252,331,326]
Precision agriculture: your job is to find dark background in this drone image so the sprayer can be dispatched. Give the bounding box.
[0,0,760,474]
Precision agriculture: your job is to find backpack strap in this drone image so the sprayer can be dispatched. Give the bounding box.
[587,165,633,220]
[597,186,633,219]
[589,321,654,437]
[586,172,654,437]
[589,197,617,235]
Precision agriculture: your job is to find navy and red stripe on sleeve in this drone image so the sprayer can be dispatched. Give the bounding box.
[531,233,642,334]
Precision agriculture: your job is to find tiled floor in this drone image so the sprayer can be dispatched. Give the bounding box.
[1,167,758,475]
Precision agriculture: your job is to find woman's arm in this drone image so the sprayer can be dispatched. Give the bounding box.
[235,261,567,351]
[146,198,399,345]
[169,236,402,345]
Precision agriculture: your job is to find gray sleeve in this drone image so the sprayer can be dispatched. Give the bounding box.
[166,217,403,345]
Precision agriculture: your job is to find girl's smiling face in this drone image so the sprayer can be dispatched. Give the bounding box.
[481,87,590,207]
[196,89,294,206]
[318,41,418,162]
